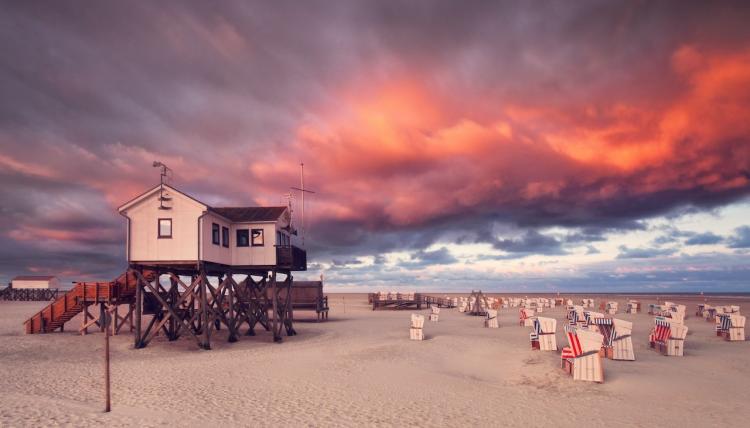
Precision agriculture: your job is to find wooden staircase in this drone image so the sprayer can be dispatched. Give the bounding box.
[24,270,154,334]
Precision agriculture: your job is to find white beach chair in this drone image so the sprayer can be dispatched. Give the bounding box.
[626,300,640,314]
[561,327,604,383]
[429,305,440,322]
[719,314,746,341]
[530,317,557,351]
[410,314,425,340]
[612,319,635,361]
[485,309,499,328]
[606,301,618,315]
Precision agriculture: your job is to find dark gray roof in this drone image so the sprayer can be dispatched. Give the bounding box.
[12,276,56,281]
[210,206,287,222]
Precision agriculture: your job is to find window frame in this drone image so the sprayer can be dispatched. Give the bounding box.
[251,228,264,247]
[236,229,249,247]
[211,223,220,245]
[158,218,172,239]
[222,226,229,248]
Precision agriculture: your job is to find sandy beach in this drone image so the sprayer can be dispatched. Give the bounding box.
[0,293,748,427]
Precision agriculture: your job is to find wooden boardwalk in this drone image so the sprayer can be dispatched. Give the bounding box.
[369,293,456,310]
[0,287,60,301]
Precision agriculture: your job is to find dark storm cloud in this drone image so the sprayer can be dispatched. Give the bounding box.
[616,245,677,259]
[727,226,750,248]
[403,247,458,268]
[493,230,566,255]
[685,232,724,246]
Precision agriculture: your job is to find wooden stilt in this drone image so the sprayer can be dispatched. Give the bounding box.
[134,269,143,348]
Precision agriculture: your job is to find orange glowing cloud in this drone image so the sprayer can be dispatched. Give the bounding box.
[249,46,750,230]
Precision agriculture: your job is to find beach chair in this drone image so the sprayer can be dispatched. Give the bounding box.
[522,308,536,327]
[561,327,604,383]
[725,314,746,341]
[669,311,685,323]
[650,318,687,356]
[606,301,618,315]
[612,319,635,361]
[530,317,557,351]
[589,317,614,358]
[485,309,499,328]
[626,300,640,314]
[410,314,424,340]
[429,305,440,322]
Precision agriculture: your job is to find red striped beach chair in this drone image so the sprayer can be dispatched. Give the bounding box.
[519,308,535,327]
[561,326,604,382]
[649,317,687,356]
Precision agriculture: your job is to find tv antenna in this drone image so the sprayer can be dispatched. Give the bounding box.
[290,162,315,247]
[152,161,172,210]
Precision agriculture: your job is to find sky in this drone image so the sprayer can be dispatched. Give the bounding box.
[1,1,749,292]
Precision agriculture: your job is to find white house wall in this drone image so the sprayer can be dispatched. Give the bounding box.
[124,189,204,263]
[231,222,278,266]
[11,278,59,289]
[200,213,232,265]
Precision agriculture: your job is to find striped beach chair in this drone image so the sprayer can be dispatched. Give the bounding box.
[561,326,604,383]
[718,314,745,341]
[590,317,614,358]
[650,317,687,356]
[519,308,535,327]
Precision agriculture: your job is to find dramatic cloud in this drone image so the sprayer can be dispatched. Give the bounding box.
[0,1,749,289]
[685,232,724,245]
[727,226,750,248]
[617,246,678,259]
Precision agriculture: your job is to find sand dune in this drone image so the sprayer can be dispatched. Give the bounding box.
[1,294,749,427]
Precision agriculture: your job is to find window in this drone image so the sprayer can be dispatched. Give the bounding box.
[237,229,249,247]
[251,228,264,246]
[276,231,282,246]
[158,218,172,238]
[222,226,229,248]
[212,223,220,245]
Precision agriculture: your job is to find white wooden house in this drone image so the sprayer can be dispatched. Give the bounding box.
[11,276,60,289]
[117,184,306,270]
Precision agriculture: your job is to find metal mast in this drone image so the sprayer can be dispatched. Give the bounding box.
[291,162,315,247]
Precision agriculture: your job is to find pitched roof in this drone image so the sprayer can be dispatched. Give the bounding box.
[210,206,287,222]
[12,276,56,281]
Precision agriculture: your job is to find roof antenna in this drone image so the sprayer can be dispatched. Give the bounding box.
[153,161,172,210]
[291,162,315,247]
